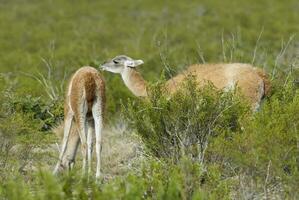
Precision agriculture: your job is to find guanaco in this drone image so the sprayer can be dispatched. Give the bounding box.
[53,66,105,178]
[101,55,270,110]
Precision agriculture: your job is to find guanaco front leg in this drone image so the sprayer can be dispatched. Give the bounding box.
[87,119,94,175]
[53,110,73,174]
[76,101,88,175]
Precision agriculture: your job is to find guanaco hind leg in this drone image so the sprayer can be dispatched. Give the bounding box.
[92,98,103,179]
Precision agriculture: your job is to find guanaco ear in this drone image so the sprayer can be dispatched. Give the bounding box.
[125,59,144,68]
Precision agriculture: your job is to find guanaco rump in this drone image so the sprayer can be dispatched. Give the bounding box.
[53,66,105,178]
[101,55,270,110]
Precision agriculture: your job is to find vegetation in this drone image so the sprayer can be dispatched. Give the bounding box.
[124,80,299,199]
[0,0,298,199]
[125,78,249,162]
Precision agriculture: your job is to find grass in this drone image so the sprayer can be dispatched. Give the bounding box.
[0,0,298,199]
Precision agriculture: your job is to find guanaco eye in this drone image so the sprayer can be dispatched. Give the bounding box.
[113,60,119,64]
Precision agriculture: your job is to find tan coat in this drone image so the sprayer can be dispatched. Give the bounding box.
[54,66,105,177]
[121,63,270,109]
[165,63,270,107]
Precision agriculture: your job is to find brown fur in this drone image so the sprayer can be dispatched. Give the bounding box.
[54,66,105,174]
[122,63,270,109]
[254,68,271,96]
[66,67,105,121]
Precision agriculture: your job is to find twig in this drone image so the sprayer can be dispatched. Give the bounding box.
[221,30,227,62]
[272,35,295,79]
[230,32,236,62]
[56,143,61,153]
[196,41,206,64]
[264,160,272,199]
[252,27,264,64]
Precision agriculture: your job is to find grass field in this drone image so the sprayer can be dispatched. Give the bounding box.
[0,0,298,199]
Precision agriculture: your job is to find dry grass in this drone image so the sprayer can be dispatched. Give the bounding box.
[101,121,146,179]
[50,119,146,179]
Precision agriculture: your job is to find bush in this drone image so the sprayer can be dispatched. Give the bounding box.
[1,91,64,131]
[208,81,299,198]
[0,90,60,180]
[123,77,299,198]
[124,77,249,163]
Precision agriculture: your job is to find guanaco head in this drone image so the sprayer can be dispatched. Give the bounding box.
[101,55,144,73]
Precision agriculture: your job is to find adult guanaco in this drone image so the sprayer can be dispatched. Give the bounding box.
[53,66,105,178]
[101,55,270,110]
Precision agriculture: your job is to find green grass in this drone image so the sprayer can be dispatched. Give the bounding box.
[0,0,298,199]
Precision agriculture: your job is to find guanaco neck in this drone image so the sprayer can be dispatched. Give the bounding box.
[121,67,148,97]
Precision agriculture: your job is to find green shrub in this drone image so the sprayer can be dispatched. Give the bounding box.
[124,77,249,163]
[123,77,299,198]
[0,90,59,181]
[208,81,299,198]
[1,92,63,131]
